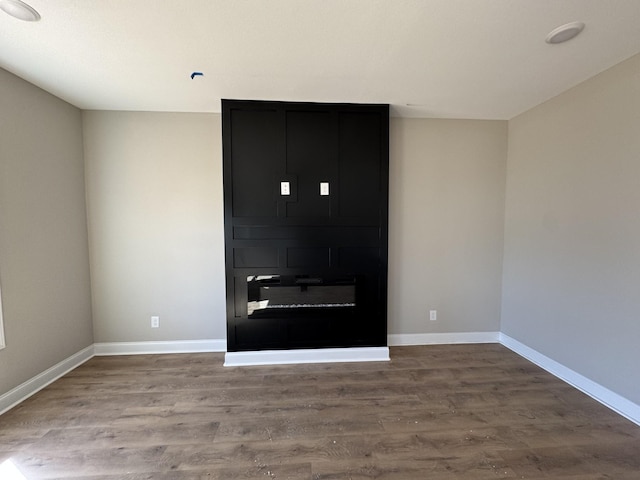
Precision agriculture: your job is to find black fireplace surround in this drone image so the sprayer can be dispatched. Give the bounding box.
[222,100,389,352]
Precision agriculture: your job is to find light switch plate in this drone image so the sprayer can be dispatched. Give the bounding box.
[280,181,290,196]
[320,182,330,196]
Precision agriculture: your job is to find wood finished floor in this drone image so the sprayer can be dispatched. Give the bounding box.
[1,344,639,479]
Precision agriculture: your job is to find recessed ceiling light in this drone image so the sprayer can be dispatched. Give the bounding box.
[0,0,40,22]
[545,21,585,44]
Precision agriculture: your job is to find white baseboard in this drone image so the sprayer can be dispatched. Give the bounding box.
[0,345,94,416]
[224,346,390,366]
[3,334,638,428]
[499,333,640,427]
[388,331,500,346]
[94,339,227,356]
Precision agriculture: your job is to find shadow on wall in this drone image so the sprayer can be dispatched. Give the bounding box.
[0,281,5,350]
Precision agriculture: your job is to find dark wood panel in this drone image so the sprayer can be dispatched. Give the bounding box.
[233,247,279,268]
[233,225,380,243]
[232,276,247,318]
[285,110,336,218]
[339,111,383,218]
[286,247,330,268]
[228,108,282,218]
[234,318,286,348]
[338,246,381,270]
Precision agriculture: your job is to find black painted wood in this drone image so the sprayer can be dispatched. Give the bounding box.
[222,100,389,352]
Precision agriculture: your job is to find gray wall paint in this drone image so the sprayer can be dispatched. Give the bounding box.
[502,53,640,404]
[83,111,226,342]
[84,112,507,342]
[0,68,93,395]
[388,118,507,335]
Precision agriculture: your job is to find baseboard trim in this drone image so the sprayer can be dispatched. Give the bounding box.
[94,339,227,356]
[0,345,94,416]
[3,334,638,427]
[224,346,390,367]
[388,331,500,346]
[499,333,640,427]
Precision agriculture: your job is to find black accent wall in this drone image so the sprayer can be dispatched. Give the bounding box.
[222,100,389,352]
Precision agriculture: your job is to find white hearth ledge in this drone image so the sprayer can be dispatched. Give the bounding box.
[224,346,390,366]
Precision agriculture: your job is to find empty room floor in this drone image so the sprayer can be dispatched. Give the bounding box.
[1,344,639,479]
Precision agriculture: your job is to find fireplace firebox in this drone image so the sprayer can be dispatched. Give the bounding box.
[247,275,357,318]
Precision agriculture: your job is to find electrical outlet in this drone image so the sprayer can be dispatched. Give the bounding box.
[429,310,437,321]
[151,316,159,328]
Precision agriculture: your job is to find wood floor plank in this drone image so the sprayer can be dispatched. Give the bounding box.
[0,344,639,479]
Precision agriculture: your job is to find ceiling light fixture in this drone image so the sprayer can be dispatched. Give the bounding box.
[0,0,40,22]
[545,21,585,44]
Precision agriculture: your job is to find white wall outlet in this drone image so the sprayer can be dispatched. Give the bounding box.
[429,310,437,321]
[280,181,290,196]
[151,316,160,328]
[320,182,330,196]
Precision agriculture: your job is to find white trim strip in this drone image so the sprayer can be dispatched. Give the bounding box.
[94,339,227,356]
[388,331,500,346]
[224,347,390,367]
[499,333,640,427]
[0,345,94,415]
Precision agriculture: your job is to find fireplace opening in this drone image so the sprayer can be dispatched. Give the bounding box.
[247,275,358,318]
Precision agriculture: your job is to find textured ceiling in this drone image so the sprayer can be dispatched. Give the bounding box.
[2,0,640,119]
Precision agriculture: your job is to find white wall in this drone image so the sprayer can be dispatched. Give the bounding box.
[388,118,507,336]
[502,53,640,405]
[83,112,226,342]
[0,68,93,395]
